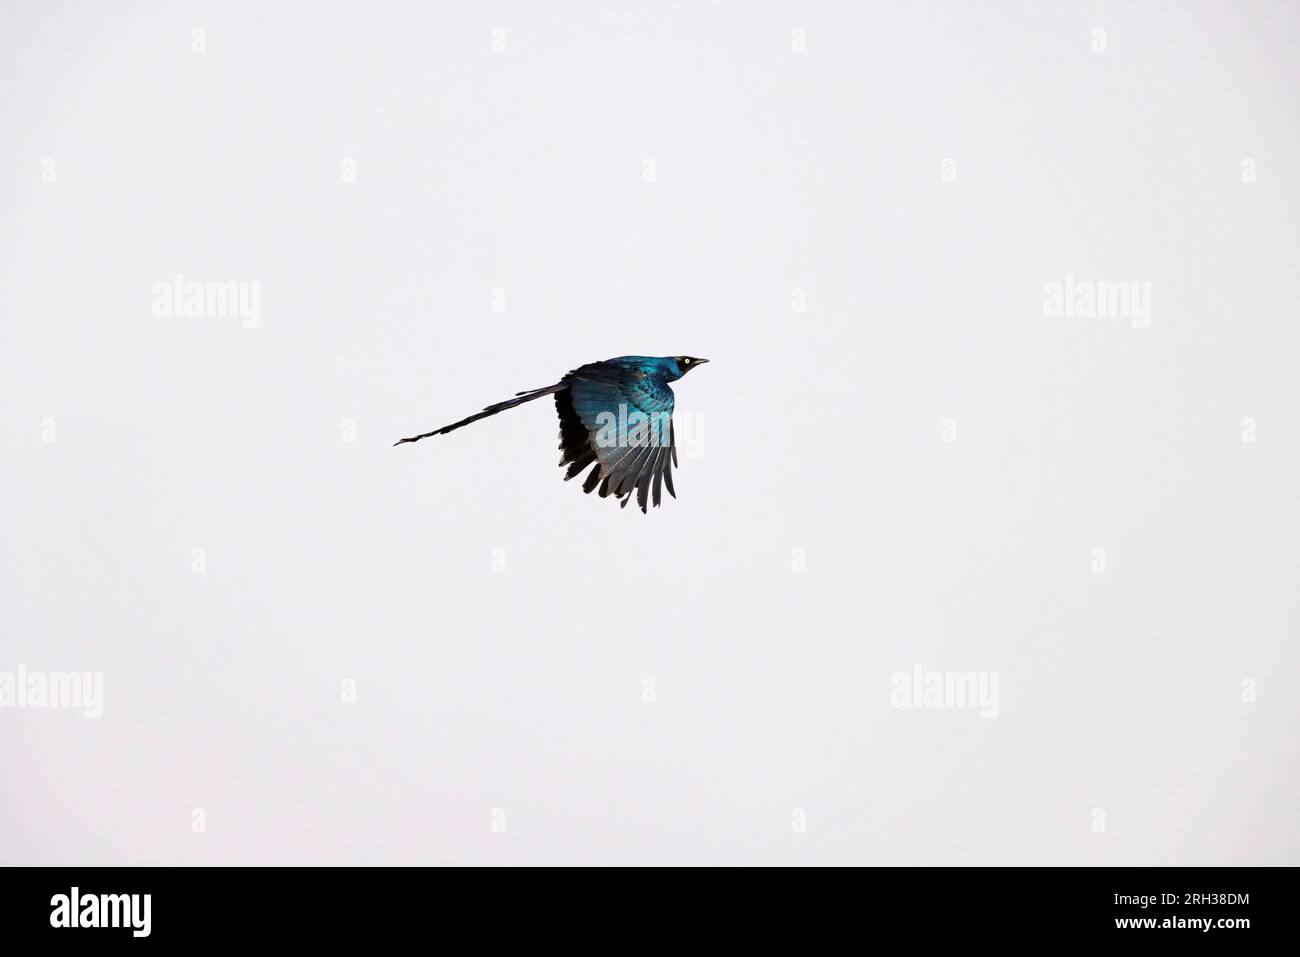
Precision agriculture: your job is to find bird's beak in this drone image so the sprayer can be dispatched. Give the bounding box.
[695,358,709,364]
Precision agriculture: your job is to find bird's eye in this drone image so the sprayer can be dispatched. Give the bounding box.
[682,357,692,365]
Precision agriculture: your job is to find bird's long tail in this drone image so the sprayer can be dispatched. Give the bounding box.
[394,383,565,446]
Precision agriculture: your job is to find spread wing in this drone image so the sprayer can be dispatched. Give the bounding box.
[555,363,677,512]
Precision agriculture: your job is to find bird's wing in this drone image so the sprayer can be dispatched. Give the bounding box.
[555,364,676,512]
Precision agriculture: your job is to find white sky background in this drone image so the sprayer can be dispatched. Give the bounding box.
[1,1,1297,865]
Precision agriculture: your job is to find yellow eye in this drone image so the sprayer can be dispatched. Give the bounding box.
[682,357,692,365]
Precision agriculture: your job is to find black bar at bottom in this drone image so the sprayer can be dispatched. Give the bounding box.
[0,865,1283,944]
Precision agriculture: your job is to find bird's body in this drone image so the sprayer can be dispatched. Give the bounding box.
[396,355,707,512]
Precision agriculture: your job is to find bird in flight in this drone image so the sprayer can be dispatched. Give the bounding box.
[395,356,708,513]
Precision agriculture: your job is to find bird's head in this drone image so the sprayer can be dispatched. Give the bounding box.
[671,356,708,378]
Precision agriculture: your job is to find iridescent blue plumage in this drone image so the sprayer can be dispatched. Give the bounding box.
[395,355,707,512]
